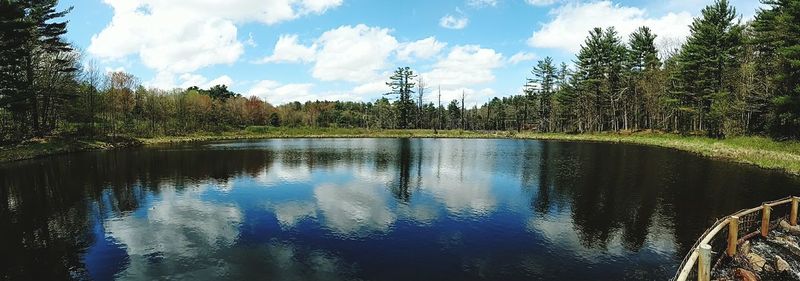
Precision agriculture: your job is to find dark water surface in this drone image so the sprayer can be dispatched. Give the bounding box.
[1,138,799,281]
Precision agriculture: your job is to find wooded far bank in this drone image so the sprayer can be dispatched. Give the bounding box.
[1,0,799,144]
[3,129,800,177]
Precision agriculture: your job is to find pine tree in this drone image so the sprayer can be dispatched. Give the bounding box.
[0,0,75,139]
[386,67,416,129]
[574,27,628,132]
[602,27,628,131]
[676,0,743,137]
[627,26,661,130]
[575,28,606,132]
[553,63,578,132]
[530,57,557,132]
[752,0,800,138]
[628,27,661,72]
[0,1,32,139]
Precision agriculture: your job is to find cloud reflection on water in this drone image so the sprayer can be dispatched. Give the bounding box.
[105,185,242,279]
[5,138,797,280]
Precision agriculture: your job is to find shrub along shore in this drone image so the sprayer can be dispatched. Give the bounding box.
[2,128,800,176]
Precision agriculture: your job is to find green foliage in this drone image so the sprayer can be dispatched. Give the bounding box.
[386,67,417,129]
[675,0,743,137]
[2,0,800,146]
[572,27,629,132]
[0,0,77,142]
[529,57,557,132]
[188,84,240,101]
[751,0,800,138]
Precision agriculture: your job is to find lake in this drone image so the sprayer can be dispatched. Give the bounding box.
[1,138,798,281]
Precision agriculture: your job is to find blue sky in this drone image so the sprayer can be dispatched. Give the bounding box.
[58,0,762,106]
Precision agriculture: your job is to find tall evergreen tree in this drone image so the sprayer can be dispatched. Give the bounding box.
[602,27,628,131]
[553,63,578,132]
[530,57,557,132]
[575,28,605,132]
[0,0,32,139]
[627,26,661,130]
[0,0,75,139]
[386,67,416,129]
[752,0,800,138]
[675,0,743,137]
[574,27,628,132]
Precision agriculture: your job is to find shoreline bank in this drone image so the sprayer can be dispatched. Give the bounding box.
[2,129,800,176]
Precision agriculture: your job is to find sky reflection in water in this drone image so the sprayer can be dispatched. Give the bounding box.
[1,138,799,281]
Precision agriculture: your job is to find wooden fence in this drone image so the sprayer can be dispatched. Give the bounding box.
[673,196,799,281]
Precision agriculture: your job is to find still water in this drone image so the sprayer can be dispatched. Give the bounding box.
[1,138,799,281]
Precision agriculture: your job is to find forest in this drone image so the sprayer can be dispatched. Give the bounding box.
[0,0,799,145]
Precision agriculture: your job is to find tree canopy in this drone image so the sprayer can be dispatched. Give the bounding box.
[1,0,800,143]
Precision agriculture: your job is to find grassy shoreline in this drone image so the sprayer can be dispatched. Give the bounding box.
[3,128,800,176]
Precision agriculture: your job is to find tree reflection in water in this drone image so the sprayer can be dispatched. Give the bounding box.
[0,139,798,280]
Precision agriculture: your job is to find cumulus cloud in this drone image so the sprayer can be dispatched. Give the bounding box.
[104,66,126,74]
[352,80,391,95]
[467,0,498,8]
[147,72,233,90]
[247,80,354,104]
[508,52,537,65]
[247,80,314,104]
[312,25,399,83]
[177,74,234,89]
[416,45,504,106]
[527,1,693,53]
[526,0,559,6]
[396,37,447,61]
[256,34,317,64]
[89,0,342,76]
[424,45,503,88]
[438,88,498,108]
[440,14,469,29]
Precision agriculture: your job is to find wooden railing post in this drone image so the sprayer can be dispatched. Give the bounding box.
[727,216,739,257]
[791,197,799,226]
[698,244,712,281]
[761,204,772,238]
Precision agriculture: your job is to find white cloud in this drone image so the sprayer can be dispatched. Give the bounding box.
[526,0,558,6]
[89,0,342,74]
[247,80,354,104]
[396,37,447,61]
[527,1,693,53]
[467,0,497,8]
[205,75,234,88]
[438,88,497,108]
[149,73,233,89]
[439,14,469,29]
[424,45,503,87]
[245,32,257,47]
[177,74,208,88]
[508,52,537,65]
[104,66,126,73]
[247,80,313,104]
[656,0,761,19]
[257,34,317,64]
[312,25,399,83]
[353,80,390,95]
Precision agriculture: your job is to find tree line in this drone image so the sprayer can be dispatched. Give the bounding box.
[1,0,798,145]
[497,0,799,139]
